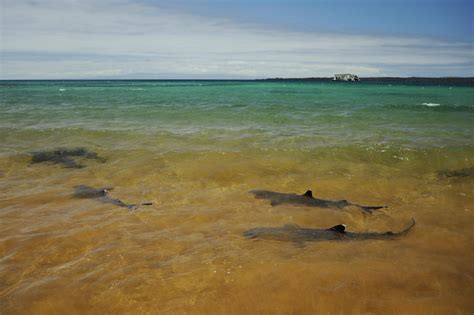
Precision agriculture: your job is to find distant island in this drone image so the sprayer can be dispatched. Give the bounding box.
[259,76,474,86]
[333,74,359,81]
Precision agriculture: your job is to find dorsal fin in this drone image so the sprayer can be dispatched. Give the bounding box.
[329,224,346,233]
[302,190,313,198]
[283,224,300,229]
[101,187,113,194]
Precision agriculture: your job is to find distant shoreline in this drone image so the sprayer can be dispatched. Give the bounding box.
[259,77,474,85]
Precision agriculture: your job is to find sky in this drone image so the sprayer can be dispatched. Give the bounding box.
[0,0,473,79]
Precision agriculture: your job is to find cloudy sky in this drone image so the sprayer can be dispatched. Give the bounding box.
[1,0,473,79]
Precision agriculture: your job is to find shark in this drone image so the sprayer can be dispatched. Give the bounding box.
[30,148,106,169]
[438,167,474,179]
[243,218,415,246]
[73,185,152,210]
[250,189,386,213]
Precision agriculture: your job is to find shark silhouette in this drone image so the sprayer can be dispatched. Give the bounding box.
[31,148,106,168]
[250,189,386,213]
[73,185,152,210]
[438,167,474,179]
[243,219,415,246]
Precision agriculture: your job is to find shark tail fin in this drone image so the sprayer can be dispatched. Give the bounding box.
[398,218,416,236]
[386,218,416,237]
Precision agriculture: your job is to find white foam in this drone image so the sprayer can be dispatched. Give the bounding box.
[422,102,440,107]
[59,88,66,91]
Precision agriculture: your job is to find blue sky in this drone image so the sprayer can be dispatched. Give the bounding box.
[151,0,473,41]
[1,0,473,79]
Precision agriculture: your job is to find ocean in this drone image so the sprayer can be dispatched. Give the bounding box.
[1,80,473,313]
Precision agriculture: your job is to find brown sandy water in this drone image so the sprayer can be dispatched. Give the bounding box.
[1,145,473,314]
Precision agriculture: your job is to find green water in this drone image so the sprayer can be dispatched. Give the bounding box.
[1,80,473,174]
[1,80,473,147]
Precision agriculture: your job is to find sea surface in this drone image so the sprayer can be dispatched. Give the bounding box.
[1,80,473,314]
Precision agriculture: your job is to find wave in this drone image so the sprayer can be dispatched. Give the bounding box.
[382,103,474,112]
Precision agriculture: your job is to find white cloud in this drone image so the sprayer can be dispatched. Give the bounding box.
[1,0,472,78]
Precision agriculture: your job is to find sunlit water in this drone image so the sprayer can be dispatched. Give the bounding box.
[1,80,473,314]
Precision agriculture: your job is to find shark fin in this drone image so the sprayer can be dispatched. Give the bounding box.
[302,190,313,198]
[283,224,300,229]
[329,224,346,233]
[96,187,113,195]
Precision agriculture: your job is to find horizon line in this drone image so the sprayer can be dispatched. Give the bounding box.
[1,76,474,81]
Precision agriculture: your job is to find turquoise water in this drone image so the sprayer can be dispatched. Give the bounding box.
[1,80,473,151]
[1,80,474,314]
[2,80,473,176]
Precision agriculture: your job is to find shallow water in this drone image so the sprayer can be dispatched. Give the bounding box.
[1,80,473,314]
